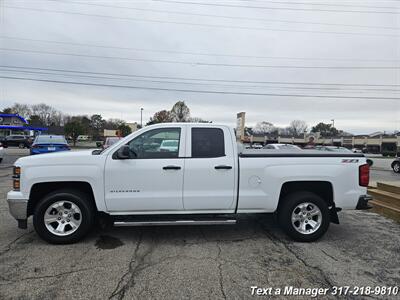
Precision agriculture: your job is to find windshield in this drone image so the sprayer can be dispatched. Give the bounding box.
[35,136,67,144]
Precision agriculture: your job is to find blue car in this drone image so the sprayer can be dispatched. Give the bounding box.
[30,135,70,155]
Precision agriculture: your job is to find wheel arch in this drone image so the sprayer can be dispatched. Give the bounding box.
[277,181,338,222]
[28,181,97,217]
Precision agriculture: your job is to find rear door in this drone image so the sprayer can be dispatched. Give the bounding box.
[183,126,236,212]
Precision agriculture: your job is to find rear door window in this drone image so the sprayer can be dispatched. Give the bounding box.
[191,128,225,158]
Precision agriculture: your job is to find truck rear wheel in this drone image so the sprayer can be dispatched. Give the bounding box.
[278,192,330,242]
[393,162,400,173]
[33,189,95,244]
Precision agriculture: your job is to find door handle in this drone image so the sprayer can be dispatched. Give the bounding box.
[215,165,233,170]
[163,165,181,170]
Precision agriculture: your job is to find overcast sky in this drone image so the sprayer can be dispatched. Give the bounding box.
[0,0,399,134]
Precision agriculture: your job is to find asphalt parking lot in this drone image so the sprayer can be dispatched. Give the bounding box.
[0,150,399,299]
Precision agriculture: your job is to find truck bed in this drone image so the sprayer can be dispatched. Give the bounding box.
[240,149,365,158]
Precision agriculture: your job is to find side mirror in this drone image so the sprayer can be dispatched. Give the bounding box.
[115,145,131,160]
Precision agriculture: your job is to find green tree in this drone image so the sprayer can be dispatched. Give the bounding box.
[28,115,43,126]
[311,122,339,137]
[64,121,84,146]
[1,107,14,114]
[90,114,106,139]
[104,118,125,130]
[117,123,132,137]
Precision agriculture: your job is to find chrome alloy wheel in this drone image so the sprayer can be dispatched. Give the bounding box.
[44,201,82,236]
[291,202,322,235]
[394,163,400,173]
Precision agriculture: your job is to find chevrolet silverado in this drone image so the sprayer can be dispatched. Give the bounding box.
[7,123,371,244]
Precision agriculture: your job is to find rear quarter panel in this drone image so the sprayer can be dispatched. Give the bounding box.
[238,157,368,212]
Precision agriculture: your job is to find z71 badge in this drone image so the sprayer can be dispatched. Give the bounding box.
[341,159,359,163]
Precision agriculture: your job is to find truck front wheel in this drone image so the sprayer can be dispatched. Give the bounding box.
[278,192,330,242]
[33,189,95,244]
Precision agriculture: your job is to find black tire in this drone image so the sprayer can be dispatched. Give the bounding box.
[393,162,400,173]
[33,189,95,244]
[278,191,330,242]
[0,158,2,163]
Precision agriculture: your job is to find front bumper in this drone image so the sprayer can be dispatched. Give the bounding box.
[7,191,28,228]
[356,194,373,210]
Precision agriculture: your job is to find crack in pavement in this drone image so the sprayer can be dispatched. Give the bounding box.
[0,230,34,256]
[109,234,143,300]
[109,233,156,300]
[257,220,335,288]
[216,241,227,300]
[0,267,93,285]
[319,248,339,262]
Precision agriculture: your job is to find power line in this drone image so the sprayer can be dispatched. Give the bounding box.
[2,36,398,63]
[3,5,398,37]
[154,0,400,14]
[47,0,400,31]
[2,67,399,92]
[2,65,398,87]
[1,47,399,70]
[1,75,400,100]
[246,0,400,10]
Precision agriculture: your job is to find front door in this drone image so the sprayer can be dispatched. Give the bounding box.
[104,127,185,213]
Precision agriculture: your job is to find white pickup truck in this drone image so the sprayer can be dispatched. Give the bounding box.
[7,123,372,244]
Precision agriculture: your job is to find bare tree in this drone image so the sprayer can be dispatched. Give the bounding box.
[10,103,32,119]
[147,110,172,125]
[31,103,61,126]
[170,101,190,122]
[253,121,275,135]
[188,117,211,123]
[288,120,308,136]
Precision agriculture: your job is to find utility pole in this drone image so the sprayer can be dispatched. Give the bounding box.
[140,108,144,128]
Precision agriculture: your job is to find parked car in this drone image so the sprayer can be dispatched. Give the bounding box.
[264,143,301,150]
[313,146,352,153]
[159,139,179,152]
[102,137,122,149]
[313,146,373,166]
[4,135,32,148]
[391,158,400,173]
[0,142,4,163]
[30,135,70,155]
[245,144,263,149]
[77,135,90,142]
[7,123,371,244]
[352,148,363,153]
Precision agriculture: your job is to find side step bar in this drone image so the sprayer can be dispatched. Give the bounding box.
[114,219,237,227]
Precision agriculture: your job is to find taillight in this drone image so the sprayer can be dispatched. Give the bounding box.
[359,164,370,187]
[31,144,39,148]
